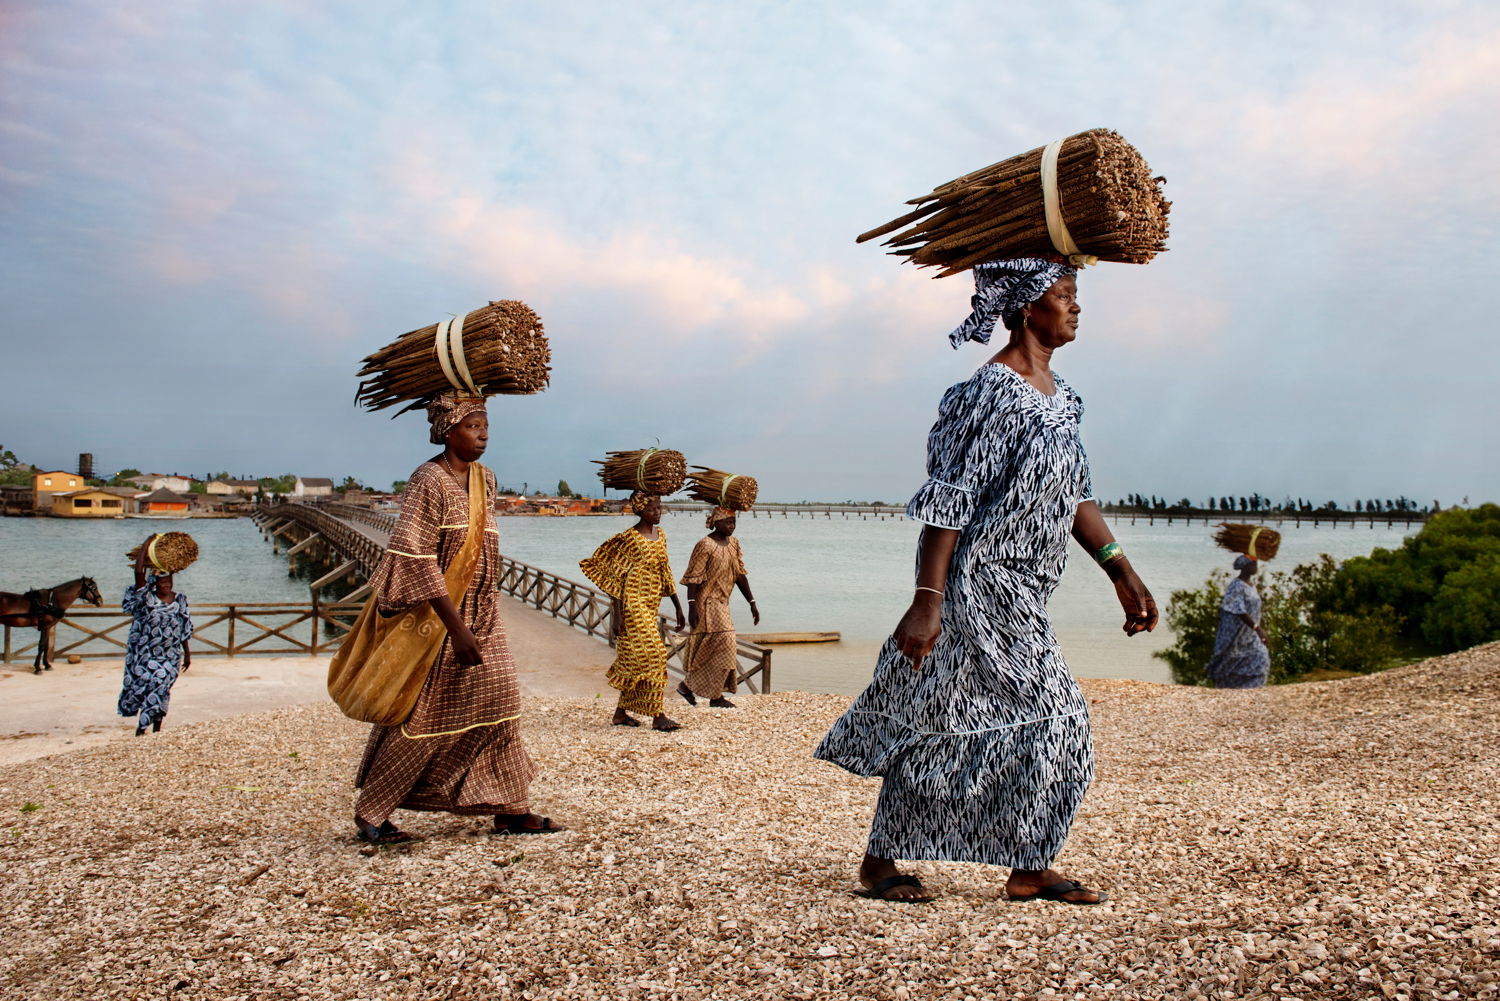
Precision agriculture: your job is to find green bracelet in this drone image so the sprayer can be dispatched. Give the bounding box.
[1093,542,1124,565]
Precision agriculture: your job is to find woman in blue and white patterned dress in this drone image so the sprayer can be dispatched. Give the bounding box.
[1204,556,1270,688]
[816,256,1158,904]
[118,534,193,736]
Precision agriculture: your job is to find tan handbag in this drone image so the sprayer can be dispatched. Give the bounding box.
[327,462,487,726]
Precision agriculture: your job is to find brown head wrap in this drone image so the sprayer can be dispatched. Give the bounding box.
[427,392,487,445]
[627,491,656,514]
[705,506,734,529]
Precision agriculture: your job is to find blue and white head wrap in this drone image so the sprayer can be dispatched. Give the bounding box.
[1233,555,1256,571]
[947,256,1077,349]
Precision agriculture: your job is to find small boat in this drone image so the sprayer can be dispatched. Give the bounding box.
[740,631,840,644]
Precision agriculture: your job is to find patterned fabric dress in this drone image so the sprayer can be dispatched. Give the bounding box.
[680,536,747,700]
[815,363,1096,869]
[355,461,537,822]
[580,529,676,716]
[117,580,193,730]
[1204,578,1270,689]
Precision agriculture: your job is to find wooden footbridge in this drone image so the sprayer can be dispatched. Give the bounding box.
[249,503,774,694]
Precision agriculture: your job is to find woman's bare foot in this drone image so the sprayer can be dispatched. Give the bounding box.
[858,853,935,902]
[652,714,682,732]
[611,709,641,727]
[1006,867,1107,904]
[493,812,566,834]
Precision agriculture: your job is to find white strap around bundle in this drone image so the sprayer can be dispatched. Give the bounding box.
[1041,138,1098,268]
[434,313,484,396]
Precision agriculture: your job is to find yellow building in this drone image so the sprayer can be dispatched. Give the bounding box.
[50,488,133,518]
[32,470,83,511]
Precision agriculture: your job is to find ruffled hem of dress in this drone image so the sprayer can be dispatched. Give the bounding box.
[813,710,1092,799]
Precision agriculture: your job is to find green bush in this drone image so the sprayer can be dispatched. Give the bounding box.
[1323,504,1500,652]
[1155,556,1400,686]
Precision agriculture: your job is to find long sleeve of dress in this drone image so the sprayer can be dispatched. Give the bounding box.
[579,533,634,600]
[905,378,1002,531]
[121,585,147,614]
[378,472,448,610]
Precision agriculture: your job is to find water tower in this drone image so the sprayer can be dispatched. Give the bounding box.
[78,453,94,480]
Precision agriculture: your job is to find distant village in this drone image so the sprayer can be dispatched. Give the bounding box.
[0,449,619,519]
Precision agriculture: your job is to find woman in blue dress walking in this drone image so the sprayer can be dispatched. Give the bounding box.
[118,533,194,735]
[1204,556,1270,688]
[816,257,1158,904]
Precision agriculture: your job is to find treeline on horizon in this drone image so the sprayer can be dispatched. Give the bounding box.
[1103,493,1445,516]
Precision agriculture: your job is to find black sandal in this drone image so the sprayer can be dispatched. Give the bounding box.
[676,683,697,706]
[1008,879,1108,905]
[493,814,565,835]
[855,874,934,903]
[708,697,736,708]
[612,714,641,727]
[356,820,414,845]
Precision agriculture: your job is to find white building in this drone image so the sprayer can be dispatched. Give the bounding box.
[206,479,259,495]
[293,476,334,498]
[125,474,194,493]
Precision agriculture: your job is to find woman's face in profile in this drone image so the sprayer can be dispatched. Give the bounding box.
[1023,275,1080,346]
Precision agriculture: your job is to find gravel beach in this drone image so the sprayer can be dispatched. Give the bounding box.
[1,644,1496,1000]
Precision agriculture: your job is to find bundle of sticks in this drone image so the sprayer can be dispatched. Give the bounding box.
[856,128,1170,276]
[1213,523,1281,561]
[126,532,200,574]
[686,467,759,511]
[355,299,551,413]
[594,448,687,495]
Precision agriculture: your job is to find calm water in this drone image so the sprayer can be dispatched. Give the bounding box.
[0,513,1415,692]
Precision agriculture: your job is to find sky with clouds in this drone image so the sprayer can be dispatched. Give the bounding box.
[3,0,1497,505]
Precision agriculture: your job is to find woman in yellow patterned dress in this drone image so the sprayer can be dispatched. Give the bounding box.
[580,492,687,730]
[676,507,759,709]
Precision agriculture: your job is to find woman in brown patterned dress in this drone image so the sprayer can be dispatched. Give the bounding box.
[352,393,562,843]
[676,507,759,709]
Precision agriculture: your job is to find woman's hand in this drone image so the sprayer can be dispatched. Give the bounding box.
[1255,624,1269,646]
[450,625,483,666]
[674,610,687,633]
[181,647,191,671]
[688,604,700,630]
[750,601,761,626]
[1113,570,1158,636]
[893,592,943,671]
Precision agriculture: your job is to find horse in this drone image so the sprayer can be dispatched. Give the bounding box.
[0,577,103,674]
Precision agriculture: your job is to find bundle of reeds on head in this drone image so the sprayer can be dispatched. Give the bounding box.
[686,467,758,511]
[857,128,1170,277]
[126,532,199,574]
[593,448,687,495]
[1213,523,1281,561]
[355,299,550,413]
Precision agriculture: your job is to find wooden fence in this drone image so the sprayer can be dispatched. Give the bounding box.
[3,600,368,665]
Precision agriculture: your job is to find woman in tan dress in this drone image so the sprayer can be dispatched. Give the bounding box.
[353,393,562,844]
[579,493,686,731]
[677,507,759,708]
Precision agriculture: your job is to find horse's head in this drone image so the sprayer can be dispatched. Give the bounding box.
[79,577,103,607]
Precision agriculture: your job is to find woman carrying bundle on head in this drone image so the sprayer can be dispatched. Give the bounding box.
[676,507,760,709]
[118,533,194,736]
[1204,555,1270,689]
[580,492,687,731]
[815,256,1158,904]
[349,392,562,844]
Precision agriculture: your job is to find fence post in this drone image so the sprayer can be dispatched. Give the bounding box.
[311,596,320,655]
[227,605,236,657]
[760,648,772,693]
[3,623,9,664]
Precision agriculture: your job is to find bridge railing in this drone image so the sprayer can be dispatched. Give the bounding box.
[496,555,772,694]
[255,504,385,576]
[248,504,773,693]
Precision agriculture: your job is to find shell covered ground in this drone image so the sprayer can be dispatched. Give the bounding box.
[2,645,1497,1001]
